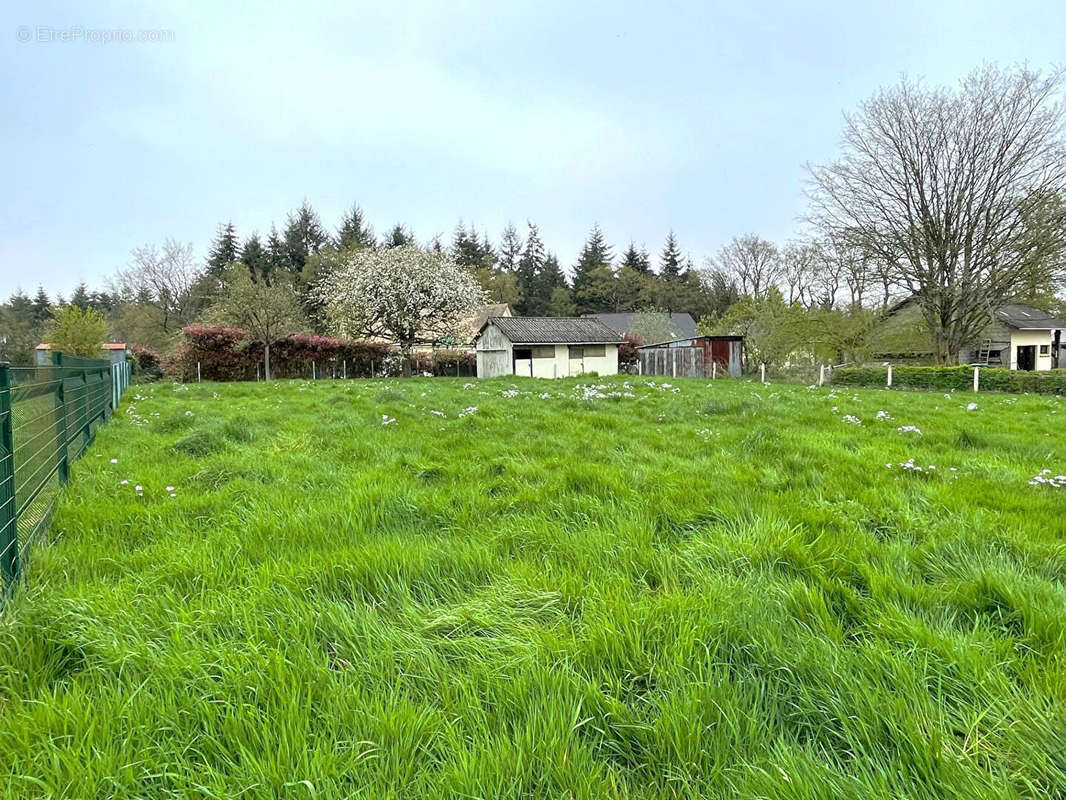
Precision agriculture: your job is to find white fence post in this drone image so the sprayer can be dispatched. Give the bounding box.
[197,361,201,382]
[818,364,825,386]
[342,359,347,380]
[973,366,980,392]
[711,360,716,380]
[887,365,893,388]
[760,362,766,383]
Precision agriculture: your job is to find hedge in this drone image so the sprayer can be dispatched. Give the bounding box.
[832,365,1066,394]
[165,325,479,381]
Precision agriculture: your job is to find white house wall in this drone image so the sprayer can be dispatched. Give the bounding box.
[475,325,620,378]
[1010,330,1055,371]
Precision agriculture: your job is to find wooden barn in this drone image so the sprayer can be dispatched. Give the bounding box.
[474,317,624,378]
[638,335,744,378]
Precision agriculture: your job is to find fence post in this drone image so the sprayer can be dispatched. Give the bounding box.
[0,363,19,587]
[973,366,980,393]
[53,354,70,485]
[342,360,347,380]
[671,351,677,378]
[760,362,766,383]
[197,362,201,382]
[711,360,716,380]
[887,365,893,388]
[370,360,375,378]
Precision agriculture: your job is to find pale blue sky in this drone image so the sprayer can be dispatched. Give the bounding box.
[2,0,1064,298]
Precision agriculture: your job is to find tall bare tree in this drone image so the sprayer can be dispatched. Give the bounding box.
[807,65,1066,362]
[113,239,204,343]
[715,234,780,299]
[781,241,819,307]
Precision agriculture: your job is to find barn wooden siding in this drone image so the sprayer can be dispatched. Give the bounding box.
[638,336,743,378]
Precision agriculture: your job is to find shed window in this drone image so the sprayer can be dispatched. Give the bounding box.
[532,346,554,358]
[583,345,605,357]
[1040,344,1050,355]
[569,346,583,359]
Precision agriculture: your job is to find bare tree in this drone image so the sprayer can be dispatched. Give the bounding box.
[715,234,780,299]
[807,65,1066,362]
[113,239,204,338]
[780,241,819,306]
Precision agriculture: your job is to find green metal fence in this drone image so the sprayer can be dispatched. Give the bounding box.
[0,352,131,599]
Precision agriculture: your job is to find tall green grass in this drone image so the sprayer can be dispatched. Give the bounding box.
[0,376,1064,798]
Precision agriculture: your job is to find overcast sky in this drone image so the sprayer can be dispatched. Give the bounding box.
[2,0,1064,299]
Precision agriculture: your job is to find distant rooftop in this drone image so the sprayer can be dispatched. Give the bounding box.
[583,312,697,339]
[36,342,127,350]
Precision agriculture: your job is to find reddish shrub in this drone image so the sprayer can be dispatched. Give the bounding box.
[618,333,644,371]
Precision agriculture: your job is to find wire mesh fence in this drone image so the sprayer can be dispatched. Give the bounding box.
[0,353,130,601]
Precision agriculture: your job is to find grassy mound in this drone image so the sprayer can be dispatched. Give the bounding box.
[1,377,1064,798]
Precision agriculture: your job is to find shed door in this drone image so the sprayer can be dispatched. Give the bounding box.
[710,339,729,368]
[513,347,533,376]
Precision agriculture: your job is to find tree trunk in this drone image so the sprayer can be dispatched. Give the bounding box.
[264,341,272,381]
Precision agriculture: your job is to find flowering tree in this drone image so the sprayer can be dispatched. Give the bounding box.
[314,245,486,357]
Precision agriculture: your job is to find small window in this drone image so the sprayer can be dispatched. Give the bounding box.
[1040,345,1050,355]
[583,345,605,358]
[532,346,554,358]
[569,346,583,360]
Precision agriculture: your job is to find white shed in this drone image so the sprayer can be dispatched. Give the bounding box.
[474,317,625,378]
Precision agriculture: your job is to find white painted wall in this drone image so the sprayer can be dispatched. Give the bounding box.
[1009,330,1055,371]
[475,326,620,378]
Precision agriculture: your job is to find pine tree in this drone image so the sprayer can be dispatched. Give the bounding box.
[207,221,240,277]
[240,233,269,280]
[69,282,91,310]
[282,202,330,273]
[660,231,684,279]
[31,287,51,324]
[536,254,570,315]
[498,223,523,273]
[338,203,375,250]
[265,226,285,282]
[516,222,546,315]
[572,224,613,294]
[383,224,414,248]
[451,221,487,268]
[621,242,651,274]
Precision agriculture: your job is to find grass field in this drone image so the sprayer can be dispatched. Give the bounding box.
[1,375,1065,798]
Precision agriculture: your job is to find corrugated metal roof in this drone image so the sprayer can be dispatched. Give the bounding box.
[995,304,1066,330]
[582,312,698,339]
[480,317,625,344]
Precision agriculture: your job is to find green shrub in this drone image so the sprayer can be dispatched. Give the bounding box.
[833,366,1066,394]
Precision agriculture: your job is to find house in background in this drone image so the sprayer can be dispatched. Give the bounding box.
[474,317,624,378]
[583,312,697,341]
[869,299,1065,370]
[958,304,1065,370]
[35,342,128,366]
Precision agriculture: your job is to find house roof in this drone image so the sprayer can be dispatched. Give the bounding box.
[459,304,511,342]
[36,342,127,350]
[583,312,698,339]
[994,304,1066,330]
[478,316,625,344]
